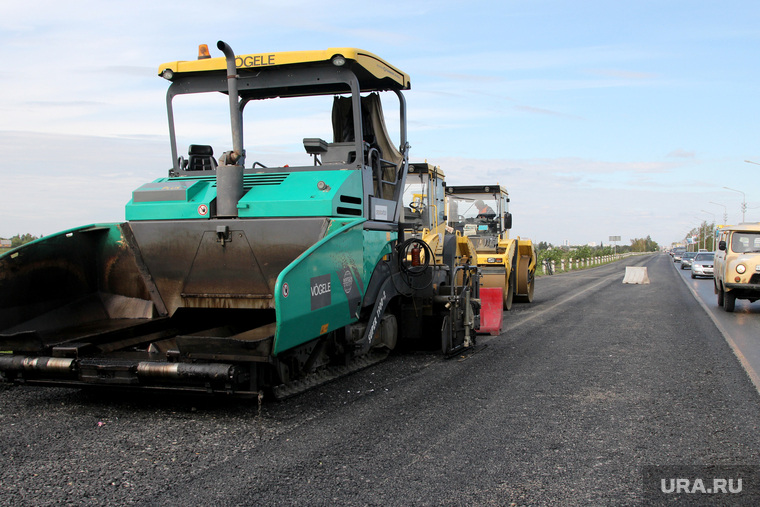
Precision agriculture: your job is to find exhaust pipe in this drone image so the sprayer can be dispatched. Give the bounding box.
[216,40,245,218]
[217,40,244,163]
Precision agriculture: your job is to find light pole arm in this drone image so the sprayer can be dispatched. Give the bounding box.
[723,186,747,223]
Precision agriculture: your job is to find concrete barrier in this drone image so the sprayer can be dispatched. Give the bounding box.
[622,266,650,284]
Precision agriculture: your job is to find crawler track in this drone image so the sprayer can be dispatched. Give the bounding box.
[271,350,390,400]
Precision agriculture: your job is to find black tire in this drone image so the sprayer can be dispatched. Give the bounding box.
[724,290,736,312]
[378,314,398,351]
[503,268,515,311]
[515,263,535,304]
[717,284,724,307]
[691,272,696,279]
[521,273,535,303]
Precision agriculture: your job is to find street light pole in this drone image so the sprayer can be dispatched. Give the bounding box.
[690,216,703,252]
[723,186,747,223]
[701,210,716,250]
[709,201,728,224]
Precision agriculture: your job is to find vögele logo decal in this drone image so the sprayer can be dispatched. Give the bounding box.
[310,274,331,311]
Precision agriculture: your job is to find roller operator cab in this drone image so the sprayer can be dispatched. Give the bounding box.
[401,164,506,336]
[446,185,537,310]
[0,42,483,398]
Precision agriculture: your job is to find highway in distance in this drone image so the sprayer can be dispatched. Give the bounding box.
[2,253,760,505]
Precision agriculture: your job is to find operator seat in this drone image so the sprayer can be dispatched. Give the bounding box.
[331,93,403,200]
[187,144,217,171]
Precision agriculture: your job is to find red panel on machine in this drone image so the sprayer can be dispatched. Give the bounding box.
[478,287,503,336]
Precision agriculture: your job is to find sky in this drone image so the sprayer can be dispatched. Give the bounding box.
[1,0,758,247]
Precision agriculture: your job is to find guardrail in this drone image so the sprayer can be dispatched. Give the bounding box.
[539,252,651,275]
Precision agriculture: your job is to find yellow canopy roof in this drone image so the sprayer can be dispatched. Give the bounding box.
[159,47,410,90]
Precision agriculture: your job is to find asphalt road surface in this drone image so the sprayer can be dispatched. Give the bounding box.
[675,258,760,391]
[2,253,760,505]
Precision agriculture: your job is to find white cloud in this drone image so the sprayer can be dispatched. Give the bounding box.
[0,131,166,237]
[667,149,696,158]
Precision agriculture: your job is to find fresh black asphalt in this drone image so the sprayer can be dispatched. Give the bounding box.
[1,253,759,505]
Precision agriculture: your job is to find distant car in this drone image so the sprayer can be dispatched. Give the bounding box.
[673,248,686,262]
[691,252,714,278]
[681,251,697,269]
